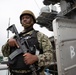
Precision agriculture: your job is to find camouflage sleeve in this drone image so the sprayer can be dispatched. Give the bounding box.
[1,41,10,57]
[37,32,53,67]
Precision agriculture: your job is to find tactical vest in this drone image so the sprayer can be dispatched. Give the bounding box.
[8,30,43,71]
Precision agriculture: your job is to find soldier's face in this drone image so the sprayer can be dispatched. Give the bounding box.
[21,15,33,28]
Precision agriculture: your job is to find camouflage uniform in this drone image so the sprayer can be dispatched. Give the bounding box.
[2,10,53,75]
[1,30,53,75]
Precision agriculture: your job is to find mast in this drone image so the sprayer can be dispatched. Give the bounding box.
[7,18,10,38]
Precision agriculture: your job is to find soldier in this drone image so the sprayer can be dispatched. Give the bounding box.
[1,10,53,75]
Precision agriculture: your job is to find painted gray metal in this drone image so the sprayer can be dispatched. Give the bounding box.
[53,18,76,75]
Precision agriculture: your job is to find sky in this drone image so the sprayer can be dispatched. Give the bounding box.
[0,0,55,51]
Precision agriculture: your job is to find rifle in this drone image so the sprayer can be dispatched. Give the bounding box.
[7,24,38,75]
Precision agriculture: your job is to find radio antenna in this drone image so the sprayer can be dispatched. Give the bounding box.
[7,18,10,38]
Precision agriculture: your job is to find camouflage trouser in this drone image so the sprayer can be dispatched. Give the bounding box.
[9,67,45,75]
[10,73,31,75]
[40,71,45,75]
[10,71,45,75]
[10,72,45,75]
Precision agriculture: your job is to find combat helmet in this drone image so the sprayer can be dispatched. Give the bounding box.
[20,10,36,23]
